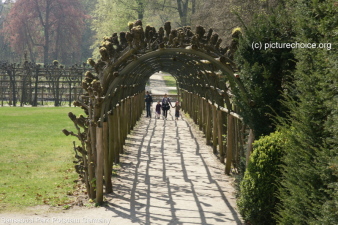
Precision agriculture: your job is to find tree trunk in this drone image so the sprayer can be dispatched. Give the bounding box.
[137,2,144,20]
[43,0,51,65]
[176,0,189,26]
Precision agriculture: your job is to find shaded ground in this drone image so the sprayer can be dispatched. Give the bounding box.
[1,109,242,225]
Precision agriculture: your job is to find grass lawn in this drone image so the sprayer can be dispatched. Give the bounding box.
[169,90,178,95]
[162,75,177,87]
[162,75,178,95]
[0,107,83,212]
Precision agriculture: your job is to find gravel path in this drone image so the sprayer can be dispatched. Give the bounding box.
[145,72,177,95]
[108,109,243,225]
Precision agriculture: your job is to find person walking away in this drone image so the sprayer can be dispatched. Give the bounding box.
[155,101,161,119]
[144,91,153,118]
[161,93,172,119]
[173,101,181,120]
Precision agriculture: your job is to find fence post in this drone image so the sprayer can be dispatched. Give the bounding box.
[108,112,116,164]
[114,105,120,162]
[202,98,207,134]
[117,103,123,154]
[217,109,225,163]
[212,105,218,153]
[225,114,234,175]
[96,126,104,204]
[198,96,203,131]
[205,102,212,145]
[103,121,112,193]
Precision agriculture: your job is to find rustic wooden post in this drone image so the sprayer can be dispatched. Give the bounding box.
[130,96,133,130]
[108,112,115,165]
[136,93,140,121]
[120,99,127,153]
[191,92,193,118]
[1,76,3,107]
[205,102,212,145]
[96,126,104,204]
[202,98,207,133]
[189,93,193,119]
[246,129,255,168]
[127,96,131,133]
[131,96,135,127]
[120,99,126,146]
[185,91,189,114]
[182,91,186,112]
[187,91,190,113]
[198,97,203,131]
[124,98,128,140]
[41,86,44,106]
[193,94,198,123]
[125,97,129,135]
[212,105,218,153]
[234,118,239,169]
[114,106,120,162]
[116,103,121,154]
[217,109,225,163]
[124,98,128,136]
[225,114,234,175]
[140,91,144,119]
[103,121,112,193]
[74,86,77,102]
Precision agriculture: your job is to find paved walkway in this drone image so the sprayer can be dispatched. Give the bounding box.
[105,109,243,225]
[145,72,177,95]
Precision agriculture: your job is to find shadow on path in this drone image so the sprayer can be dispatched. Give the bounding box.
[105,108,243,225]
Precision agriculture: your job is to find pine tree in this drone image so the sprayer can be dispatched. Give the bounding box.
[234,7,295,138]
[276,0,338,223]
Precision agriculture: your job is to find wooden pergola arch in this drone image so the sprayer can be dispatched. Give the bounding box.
[100,48,246,120]
[66,21,252,204]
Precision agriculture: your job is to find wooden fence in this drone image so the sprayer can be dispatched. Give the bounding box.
[0,62,91,106]
[180,89,254,175]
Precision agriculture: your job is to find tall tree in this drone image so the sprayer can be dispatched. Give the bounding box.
[3,0,86,64]
[276,0,338,224]
[0,1,14,62]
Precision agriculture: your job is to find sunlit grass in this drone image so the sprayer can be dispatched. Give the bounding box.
[162,75,178,95]
[0,107,83,212]
[162,75,177,87]
[169,90,178,95]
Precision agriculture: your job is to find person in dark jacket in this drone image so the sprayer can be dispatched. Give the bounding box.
[155,101,161,119]
[161,93,172,119]
[144,91,153,118]
[173,101,181,120]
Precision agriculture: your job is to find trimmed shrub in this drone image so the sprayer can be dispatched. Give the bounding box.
[238,131,286,225]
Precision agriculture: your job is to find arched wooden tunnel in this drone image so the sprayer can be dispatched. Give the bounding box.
[64,20,252,204]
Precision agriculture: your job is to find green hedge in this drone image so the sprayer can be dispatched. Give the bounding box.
[238,131,286,225]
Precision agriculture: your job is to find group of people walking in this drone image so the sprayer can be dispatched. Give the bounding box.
[144,91,181,120]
